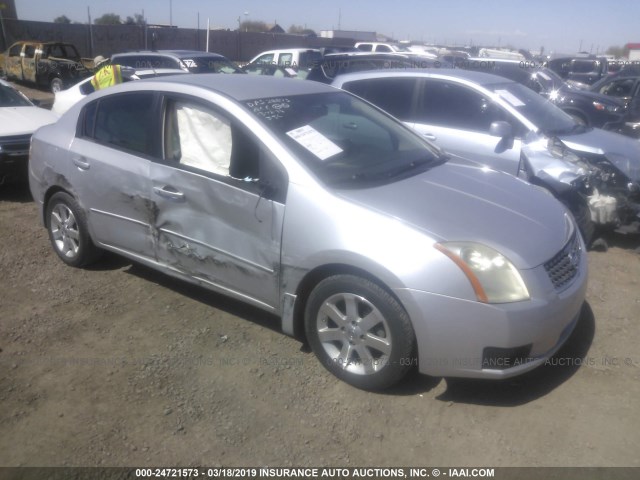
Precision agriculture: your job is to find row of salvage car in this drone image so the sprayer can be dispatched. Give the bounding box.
[3,46,639,391]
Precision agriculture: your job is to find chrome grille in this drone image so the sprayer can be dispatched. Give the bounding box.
[544,233,581,291]
[0,134,31,157]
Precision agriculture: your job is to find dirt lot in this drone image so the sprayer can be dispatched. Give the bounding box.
[1,84,640,468]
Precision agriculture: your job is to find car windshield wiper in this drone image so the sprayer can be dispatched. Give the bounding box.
[357,156,441,183]
[545,123,589,136]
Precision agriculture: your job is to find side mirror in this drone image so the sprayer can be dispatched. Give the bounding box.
[489,121,513,139]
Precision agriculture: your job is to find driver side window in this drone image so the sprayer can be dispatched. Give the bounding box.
[164,99,232,176]
[162,97,285,198]
[418,80,515,134]
[599,79,635,97]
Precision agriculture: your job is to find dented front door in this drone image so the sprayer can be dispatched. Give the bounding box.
[149,164,284,310]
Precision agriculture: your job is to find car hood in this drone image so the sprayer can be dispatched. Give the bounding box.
[337,163,574,269]
[557,127,640,181]
[0,107,58,136]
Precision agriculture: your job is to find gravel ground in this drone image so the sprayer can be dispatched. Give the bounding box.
[1,83,640,468]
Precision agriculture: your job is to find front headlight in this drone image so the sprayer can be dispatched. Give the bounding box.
[435,242,530,303]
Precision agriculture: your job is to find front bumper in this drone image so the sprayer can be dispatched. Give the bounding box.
[396,238,588,379]
[0,134,31,183]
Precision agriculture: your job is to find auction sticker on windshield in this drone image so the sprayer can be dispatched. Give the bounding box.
[286,125,343,160]
[495,89,525,107]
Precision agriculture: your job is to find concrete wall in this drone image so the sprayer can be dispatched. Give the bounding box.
[1,19,354,61]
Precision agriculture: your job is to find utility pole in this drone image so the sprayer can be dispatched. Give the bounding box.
[0,3,8,51]
[87,6,93,57]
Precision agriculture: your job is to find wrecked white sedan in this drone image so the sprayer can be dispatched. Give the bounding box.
[0,79,58,185]
[29,75,587,390]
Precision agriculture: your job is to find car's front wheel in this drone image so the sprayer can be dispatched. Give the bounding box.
[304,274,416,390]
[46,192,102,267]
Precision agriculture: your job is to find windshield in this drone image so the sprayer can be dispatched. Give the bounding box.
[0,83,33,107]
[245,92,444,188]
[537,68,564,92]
[180,57,242,74]
[489,82,579,135]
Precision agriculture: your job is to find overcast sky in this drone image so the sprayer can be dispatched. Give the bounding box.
[14,0,639,54]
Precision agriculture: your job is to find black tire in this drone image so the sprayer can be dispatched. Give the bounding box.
[50,77,63,93]
[45,192,102,267]
[304,274,416,390]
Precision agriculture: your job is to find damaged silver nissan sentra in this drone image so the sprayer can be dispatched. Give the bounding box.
[29,75,587,390]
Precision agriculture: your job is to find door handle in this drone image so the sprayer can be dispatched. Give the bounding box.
[153,185,185,201]
[72,156,90,170]
[422,133,437,141]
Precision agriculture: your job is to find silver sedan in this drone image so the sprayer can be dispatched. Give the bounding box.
[29,74,587,390]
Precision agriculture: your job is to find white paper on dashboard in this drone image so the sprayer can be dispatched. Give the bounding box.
[286,125,343,160]
[495,89,526,107]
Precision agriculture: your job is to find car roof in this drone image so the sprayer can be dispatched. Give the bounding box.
[138,73,337,100]
[332,68,513,87]
[467,57,520,65]
[256,48,320,53]
[112,50,227,59]
[321,52,414,60]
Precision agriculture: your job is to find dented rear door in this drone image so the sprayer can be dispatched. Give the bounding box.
[71,92,157,259]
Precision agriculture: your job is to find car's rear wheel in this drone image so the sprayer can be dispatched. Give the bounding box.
[46,192,101,267]
[304,274,416,390]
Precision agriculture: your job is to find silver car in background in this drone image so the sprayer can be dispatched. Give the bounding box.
[29,75,587,390]
[332,69,640,245]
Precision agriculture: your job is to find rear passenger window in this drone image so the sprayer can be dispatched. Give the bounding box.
[342,78,417,119]
[278,53,293,67]
[82,93,155,156]
[571,60,597,74]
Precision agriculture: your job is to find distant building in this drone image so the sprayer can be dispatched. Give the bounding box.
[320,30,377,42]
[0,0,18,19]
[267,23,285,34]
[627,43,640,61]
